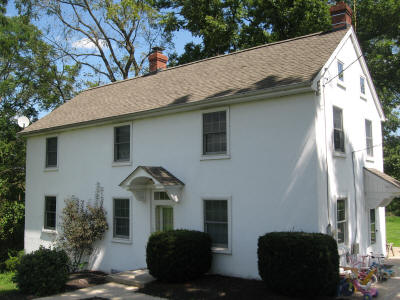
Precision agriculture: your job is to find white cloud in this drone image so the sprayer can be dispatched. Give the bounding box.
[72,38,107,49]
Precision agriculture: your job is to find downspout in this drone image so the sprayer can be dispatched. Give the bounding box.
[351,151,358,249]
[321,74,331,234]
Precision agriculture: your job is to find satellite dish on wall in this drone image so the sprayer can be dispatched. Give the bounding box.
[17,116,30,128]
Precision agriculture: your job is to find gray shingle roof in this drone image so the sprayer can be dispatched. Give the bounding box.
[120,166,184,186]
[21,28,348,135]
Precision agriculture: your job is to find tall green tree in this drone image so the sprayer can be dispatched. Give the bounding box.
[0,3,78,259]
[160,0,332,65]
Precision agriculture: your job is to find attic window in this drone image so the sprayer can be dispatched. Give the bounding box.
[360,76,366,95]
[337,61,344,82]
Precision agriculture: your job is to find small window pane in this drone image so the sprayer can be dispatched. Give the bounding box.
[365,120,373,157]
[370,209,376,244]
[360,77,365,94]
[44,196,56,230]
[46,137,57,167]
[338,61,344,81]
[114,198,130,238]
[336,199,347,244]
[114,125,130,162]
[154,191,170,200]
[203,111,227,155]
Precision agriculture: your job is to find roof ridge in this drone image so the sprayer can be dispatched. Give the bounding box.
[82,28,348,94]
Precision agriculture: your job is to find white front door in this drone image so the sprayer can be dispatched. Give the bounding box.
[151,191,174,232]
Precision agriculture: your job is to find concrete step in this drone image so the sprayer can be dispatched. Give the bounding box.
[106,269,155,288]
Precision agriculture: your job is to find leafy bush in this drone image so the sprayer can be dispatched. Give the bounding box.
[5,250,24,272]
[146,229,212,282]
[13,246,69,296]
[258,232,339,297]
[0,201,24,269]
[58,183,108,271]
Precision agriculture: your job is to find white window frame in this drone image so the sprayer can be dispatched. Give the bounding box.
[201,107,230,161]
[112,197,132,243]
[336,197,348,245]
[112,122,132,166]
[151,190,175,233]
[333,106,345,155]
[365,119,374,158]
[369,208,376,245]
[44,135,59,171]
[42,194,57,234]
[202,196,232,254]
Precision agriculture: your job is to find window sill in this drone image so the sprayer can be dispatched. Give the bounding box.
[337,81,346,90]
[360,95,367,101]
[333,151,346,158]
[112,161,132,167]
[42,229,57,235]
[366,157,374,163]
[112,238,132,244]
[44,167,58,172]
[201,154,230,161]
[212,246,231,255]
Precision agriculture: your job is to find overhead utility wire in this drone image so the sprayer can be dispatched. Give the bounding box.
[324,54,364,86]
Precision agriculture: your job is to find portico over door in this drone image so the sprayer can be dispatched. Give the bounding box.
[119,166,184,203]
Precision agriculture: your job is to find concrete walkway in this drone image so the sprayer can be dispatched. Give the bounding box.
[36,282,164,300]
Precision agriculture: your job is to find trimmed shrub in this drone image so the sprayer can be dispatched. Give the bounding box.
[13,246,70,296]
[258,232,339,297]
[146,229,212,282]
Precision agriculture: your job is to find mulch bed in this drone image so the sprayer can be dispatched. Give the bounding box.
[138,274,341,300]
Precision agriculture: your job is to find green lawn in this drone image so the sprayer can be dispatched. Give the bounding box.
[386,215,400,247]
[0,272,27,300]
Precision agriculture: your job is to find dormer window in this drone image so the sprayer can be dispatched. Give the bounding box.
[360,76,366,95]
[337,61,344,82]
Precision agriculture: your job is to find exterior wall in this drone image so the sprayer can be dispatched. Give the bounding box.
[315,31,385,262]
[25,92,320,279]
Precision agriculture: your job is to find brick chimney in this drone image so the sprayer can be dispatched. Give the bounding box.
[330,1,352,29]
[148,47,168,73]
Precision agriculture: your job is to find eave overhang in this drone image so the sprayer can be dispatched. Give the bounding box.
[364,168,400,208]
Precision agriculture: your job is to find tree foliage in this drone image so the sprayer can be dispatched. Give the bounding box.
[24,0,172,83]
[159,0,332,65]
[58,183,108,271]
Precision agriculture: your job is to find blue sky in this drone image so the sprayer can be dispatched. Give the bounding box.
[6,1,201,119]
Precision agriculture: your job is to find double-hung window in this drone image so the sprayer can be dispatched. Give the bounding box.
[204,199,230,251]
[365,119,373,157]
[113,198,130,239]
[44,196,57,230]
[203,111,227,155]
[338,61,344,82]
[114,125,130,162]
[336,199,347,244]
[46,137,58,168]
[333,107,345,153]
[370,209,376,244]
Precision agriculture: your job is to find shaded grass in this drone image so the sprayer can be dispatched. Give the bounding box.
[0,272,28,300]
[386,216,400,247]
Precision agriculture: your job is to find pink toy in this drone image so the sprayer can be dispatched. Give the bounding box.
[350,273,378,300]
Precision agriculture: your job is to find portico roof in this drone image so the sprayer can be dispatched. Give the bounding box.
[364,168,400,208]
[119,166,184,202]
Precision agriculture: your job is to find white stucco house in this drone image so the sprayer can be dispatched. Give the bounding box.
[21,2,400,279]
